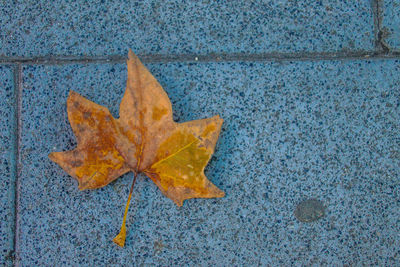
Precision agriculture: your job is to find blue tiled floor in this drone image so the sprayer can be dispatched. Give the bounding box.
[1,1,400,266]
[382,0,400,51]
[17,60,400,265]
[1,1,374,57]
[0,66,15,266]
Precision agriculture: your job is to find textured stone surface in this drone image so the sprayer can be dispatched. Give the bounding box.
[0,0,374,57]
[381,0,400,50]
[18,59,400,265]
[0,66,16,266]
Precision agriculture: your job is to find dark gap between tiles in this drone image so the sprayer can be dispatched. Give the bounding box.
[0,51,400,65]
[372,0,390,52]
[12,64,22,267]
[371,0,381,49]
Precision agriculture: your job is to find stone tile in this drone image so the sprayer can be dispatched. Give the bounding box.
[1,1,374,57]
[19,59,400,265]
[381,0,400,50]
[0,66,16,266]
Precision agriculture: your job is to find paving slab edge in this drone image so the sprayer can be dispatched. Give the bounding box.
[0,51,400,65]
[373,0,391,52]
[12,64,22,267]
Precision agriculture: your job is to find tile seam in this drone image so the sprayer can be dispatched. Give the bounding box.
[372,0,380,50]
[12,64,22,267]
[373,0,390,52]
[0,51,400,65]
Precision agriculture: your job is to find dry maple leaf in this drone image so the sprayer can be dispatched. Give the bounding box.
[49,50,225,247]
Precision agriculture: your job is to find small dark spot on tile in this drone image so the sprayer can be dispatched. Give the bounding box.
[294,199,326,222]
[153,240,164,254]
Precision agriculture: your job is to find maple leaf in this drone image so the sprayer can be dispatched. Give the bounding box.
[49,50,225,247]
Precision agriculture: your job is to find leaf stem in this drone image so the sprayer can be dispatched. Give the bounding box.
[113,172,138,247]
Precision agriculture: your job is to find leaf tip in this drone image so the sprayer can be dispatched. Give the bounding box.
[48,152,55,160]
[67,91,81,108]
[214,115,224,125]
[207,181,225,199]
[68,90,79,99]
[77,184,86,191]
[113,225,127,248]
[128,49,138,61]
[48,151,61,164]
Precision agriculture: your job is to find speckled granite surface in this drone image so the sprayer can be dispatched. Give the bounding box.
[381,0,400,51]
[0,1,374,57]
[1,1,400,266]
[0,66,16,266]
[16,60,399,266]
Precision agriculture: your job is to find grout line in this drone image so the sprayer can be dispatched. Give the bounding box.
[373,0,390,52]
[12,64,22,267]
[372,0,380,50]
[0,51,400,65]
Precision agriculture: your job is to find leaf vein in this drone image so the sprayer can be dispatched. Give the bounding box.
[146,139,198,170]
